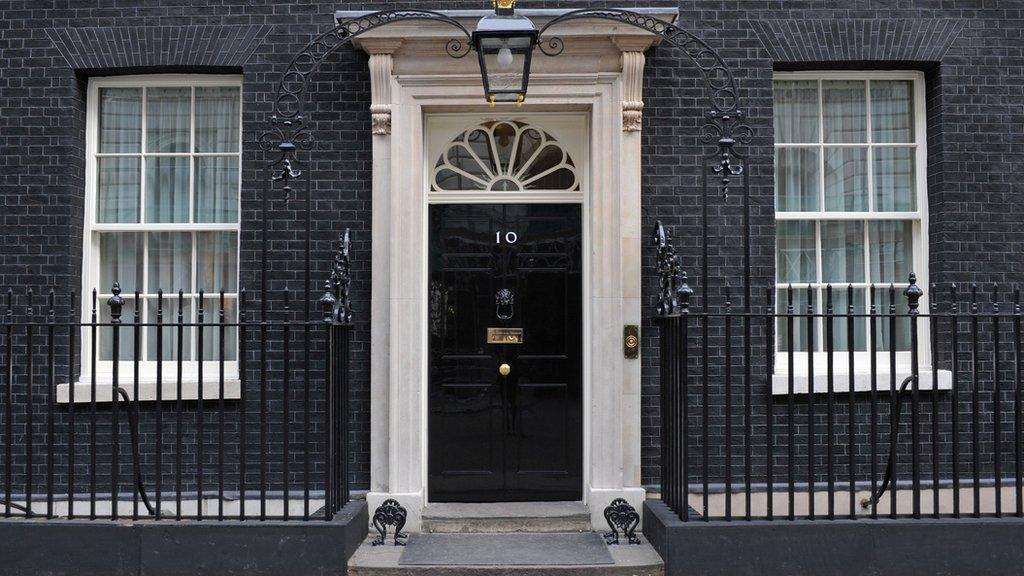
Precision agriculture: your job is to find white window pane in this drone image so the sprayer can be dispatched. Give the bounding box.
[98,88,141,153]
[871,80,915,143]
[821,221,865,283]
[97,157,140,223]
[873,147,916,211]
[145,156,190,223]
[823,147,868,211]
[194,156,239,223]
[146,297,192,361]
[869,221,914,283]
[776,287,819,353]
[773,80,818,143]
[98,298,137,361]
[196,232,238,293]
[99,233,142,294]
[776,221,816,283]
[146,87,190,153]
[194,87,240,153]
[823,80,866,143]
[147,232,192,293]
[829,287,867,352]
[775,148,820,211]
[872,286,911,351]
[200,297,237,361]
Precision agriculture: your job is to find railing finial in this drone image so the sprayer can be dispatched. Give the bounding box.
[107,282,125,324]
[679,271,693,315]
[319,280,337,323]
[903,273,923,316]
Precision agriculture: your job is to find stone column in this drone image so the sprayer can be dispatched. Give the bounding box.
[357,38,402,497]
[615,39,647,494]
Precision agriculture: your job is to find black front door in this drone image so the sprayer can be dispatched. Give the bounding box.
[428,203,583,502]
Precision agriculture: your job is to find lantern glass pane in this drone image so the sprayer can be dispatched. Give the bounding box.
[477,34,533,100]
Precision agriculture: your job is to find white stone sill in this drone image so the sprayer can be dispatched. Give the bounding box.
[57,378,241,404]
[771,369,952,395]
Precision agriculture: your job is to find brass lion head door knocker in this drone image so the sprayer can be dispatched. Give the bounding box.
[495,288,515,320]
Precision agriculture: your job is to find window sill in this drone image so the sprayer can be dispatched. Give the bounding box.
[57,378,242,404]
[771,369,952,395]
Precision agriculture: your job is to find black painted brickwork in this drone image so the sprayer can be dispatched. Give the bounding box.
[0,1,1021,493]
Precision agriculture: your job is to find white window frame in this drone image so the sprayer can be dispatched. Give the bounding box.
[64,74,244,403]
[771,70,950,394]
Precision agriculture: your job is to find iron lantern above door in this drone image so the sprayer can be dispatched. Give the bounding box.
[472,0,539,106]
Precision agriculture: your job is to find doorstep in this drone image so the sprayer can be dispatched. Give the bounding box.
[348,532,664,576]
[421,501,591,533]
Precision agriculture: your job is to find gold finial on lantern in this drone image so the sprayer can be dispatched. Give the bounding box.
[492,0,516,12]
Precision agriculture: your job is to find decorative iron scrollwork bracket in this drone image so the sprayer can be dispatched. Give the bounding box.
[603,498,641,545]
[319,228,354,325]
[653,221,693,317]
[258,115,314,204]
[701,109,752,198]
[371,499,408,546]
[262,10,472,207]
[535,8,751,197]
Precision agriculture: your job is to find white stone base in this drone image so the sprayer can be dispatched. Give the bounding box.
[367,490,425,532]
[587,486,647,530]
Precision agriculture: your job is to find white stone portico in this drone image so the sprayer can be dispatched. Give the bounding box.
[342,7,674,531]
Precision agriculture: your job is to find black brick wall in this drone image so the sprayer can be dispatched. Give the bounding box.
[0,1,1021,494]
[639,1,1024,489]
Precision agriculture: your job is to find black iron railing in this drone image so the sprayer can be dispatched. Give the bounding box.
[0,231,355,522]
[0,285,352,522]
[655,223,1023,522]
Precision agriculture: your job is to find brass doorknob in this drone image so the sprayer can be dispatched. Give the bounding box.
[498,363,511,376]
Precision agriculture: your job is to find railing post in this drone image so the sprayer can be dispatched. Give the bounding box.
[320,281,337,522]
[46,290,56,519]
[107,282,124,520]
[992,285,1003,518]
[3,290,11,518]
[320,228,353,521]
[930,283,940,519]
[652,221,695,521]
[951,283,961,518]
[1015,287,1023,518]
[904,273,922,519]
[237,289,247,521]
[679,274,692,522]
[67,292,76,519]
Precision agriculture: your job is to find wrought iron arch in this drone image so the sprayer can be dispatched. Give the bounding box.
[261,7,754,313]
[535,8,754,308]
[258,11,472,316]
[537,9,738,113]
[536,9,753,193]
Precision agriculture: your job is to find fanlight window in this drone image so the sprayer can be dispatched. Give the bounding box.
[432,120,579,192]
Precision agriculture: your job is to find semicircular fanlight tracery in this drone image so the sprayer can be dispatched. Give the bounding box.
[432,120,579,192]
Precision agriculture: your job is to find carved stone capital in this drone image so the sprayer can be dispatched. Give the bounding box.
[368,52,394,135]
[620,50,645,132]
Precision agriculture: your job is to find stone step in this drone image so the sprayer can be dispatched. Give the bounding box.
[421,501,591,533]
[348,533,664,576]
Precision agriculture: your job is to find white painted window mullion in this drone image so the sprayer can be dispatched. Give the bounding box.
[774,71,928,377]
